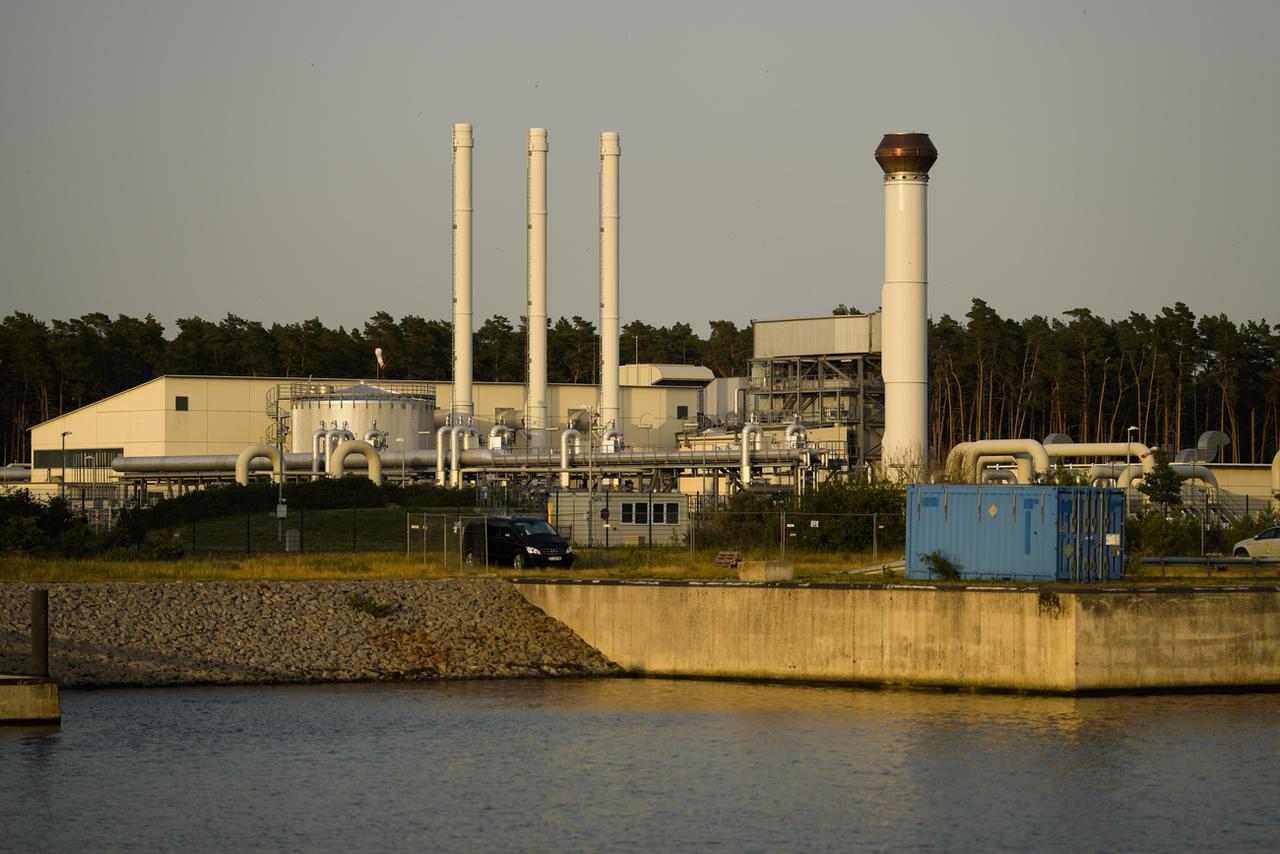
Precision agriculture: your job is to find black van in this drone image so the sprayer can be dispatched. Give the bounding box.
[462,516,574,569]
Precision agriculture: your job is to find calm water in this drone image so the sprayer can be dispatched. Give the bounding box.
[2,680,1277,852]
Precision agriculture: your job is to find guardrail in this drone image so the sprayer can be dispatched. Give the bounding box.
[1138,556,1280,579]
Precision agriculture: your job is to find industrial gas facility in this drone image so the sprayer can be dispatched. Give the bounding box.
[12,128,1280,524]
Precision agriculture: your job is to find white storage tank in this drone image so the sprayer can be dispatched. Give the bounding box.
[289,383,436,453]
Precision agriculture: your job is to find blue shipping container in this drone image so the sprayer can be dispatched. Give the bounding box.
[905,485,1125,582]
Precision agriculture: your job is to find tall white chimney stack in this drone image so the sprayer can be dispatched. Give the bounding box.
[875,132,937,480]
[599,131,621,433]
[451,122,474,422]
[527,128,549,448]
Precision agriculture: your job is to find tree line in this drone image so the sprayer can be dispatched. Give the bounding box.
[929,300,1280,464]
[0,310,753,463]
[1,300,1277,465]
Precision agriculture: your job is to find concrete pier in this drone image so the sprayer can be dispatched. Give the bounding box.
[515,580,1280,694]
[0,675,61,725]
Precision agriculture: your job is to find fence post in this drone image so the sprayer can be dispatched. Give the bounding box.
[780,510,786,561]
[300,506,305,553]
[873,513,879,565]
[351,500,357,552]
[245,511,251,557]
[689,508,695,563]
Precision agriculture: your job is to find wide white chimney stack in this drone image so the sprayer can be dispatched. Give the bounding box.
[452,122,474,421]
[599,131,621,432]
[527,128,549,448]
[875,132,937,480]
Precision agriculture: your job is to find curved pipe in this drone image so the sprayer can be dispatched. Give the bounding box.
[1087,463,1137,485]
[741,423,764,487]
[785,422,808,449]
[981,468,1016,483]
[975,454,1033,485]
[944,442,973,480]
[362,425,388,451]
[326,425,345,459]
[235,444,282,486]
[602,428,624,452]
[449,427,480,487]
[489,424,513,451]
[961,440,1049,482]
[1118,463,1218,492]
[560,428,584,489]
[329,440,383,485]
[312,427,329,473]
[460,424,481,451]
[1044,441,1156,475]
[436,424,455,485]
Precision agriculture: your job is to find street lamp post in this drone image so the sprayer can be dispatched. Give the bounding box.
[1126,425,1139,509]
[59,431,71,501]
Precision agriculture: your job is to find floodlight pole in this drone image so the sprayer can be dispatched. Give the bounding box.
[60,431,71,501]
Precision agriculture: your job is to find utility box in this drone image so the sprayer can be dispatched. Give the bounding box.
[905,484,1125,582]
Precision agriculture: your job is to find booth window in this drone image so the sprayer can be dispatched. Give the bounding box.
[175,396,189,411]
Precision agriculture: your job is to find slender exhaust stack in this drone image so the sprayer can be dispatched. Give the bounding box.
[452,122,474,421]
[527,129,549,448]
[599,131,621,433]
[875,132,937,480]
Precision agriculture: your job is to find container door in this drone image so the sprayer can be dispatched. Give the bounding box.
[1105,489,1126,579]
[1056,491,1081,582]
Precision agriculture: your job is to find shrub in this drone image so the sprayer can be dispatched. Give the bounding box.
[1126,510,1200,557]
[347,592,397,618]
[919,550,961,580]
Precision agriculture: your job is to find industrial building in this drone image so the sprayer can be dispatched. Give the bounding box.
[14,125,1278,522]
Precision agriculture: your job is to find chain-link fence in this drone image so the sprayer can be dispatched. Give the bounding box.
[686,509,905,562]
[146,502,905,570]
[160,506,545,559]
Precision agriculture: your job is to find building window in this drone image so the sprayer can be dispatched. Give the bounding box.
[676,405,689,420]
[618,500,681,525]
[175,396,189,411]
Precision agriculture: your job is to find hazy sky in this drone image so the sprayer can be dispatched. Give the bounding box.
[2,1,1276,335]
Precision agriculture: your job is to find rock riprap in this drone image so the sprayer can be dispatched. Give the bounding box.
[0,580,619,687]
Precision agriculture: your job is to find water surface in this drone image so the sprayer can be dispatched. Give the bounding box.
[2,680,1277,852]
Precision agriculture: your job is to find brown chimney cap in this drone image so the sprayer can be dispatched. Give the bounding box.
[874,132,937,175]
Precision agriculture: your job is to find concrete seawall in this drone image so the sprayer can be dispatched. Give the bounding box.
[515,580,1280,693]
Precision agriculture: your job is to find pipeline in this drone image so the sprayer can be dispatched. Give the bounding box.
[0,465,31,483]
[436,424,455,486]
[560,428,583,489]
[741,422,764,487]
[234,444,282,486]
[785,422,808,449]
[329,439,383,485]
[1045,441,1155,476]
[489,424,513,452]
[312,426,329,473]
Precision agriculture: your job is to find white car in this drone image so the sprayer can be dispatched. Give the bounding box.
[1233,527,1280,557]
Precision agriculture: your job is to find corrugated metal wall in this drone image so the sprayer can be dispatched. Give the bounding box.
[905,484,1125,582]
[752,314,880,359]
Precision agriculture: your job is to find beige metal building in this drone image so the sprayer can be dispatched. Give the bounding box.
[28,369,713,490]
